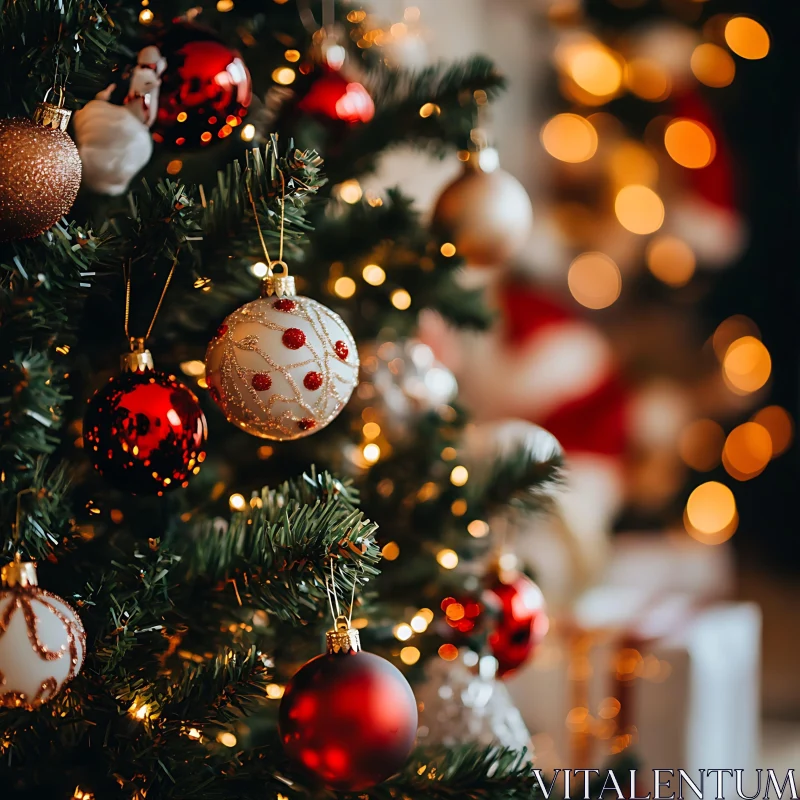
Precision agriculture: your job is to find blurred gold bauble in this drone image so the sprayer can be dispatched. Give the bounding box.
[0,103,82,242]
[432,160,533,267]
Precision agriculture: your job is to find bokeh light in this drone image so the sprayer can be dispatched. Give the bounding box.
[438,643,459,661]
[614,185,665,234]
[568,252,622,309]
[569,44,623,97]
[712,316,761,361]
[723,336,771,394]
[393,623,413,641]
[722,422,772,480]
[362,264,386,285]
[540,113,598,163]
[437,549,459,569]
[751,406,794,458]
[685,481,738,544]
[691,43,736,88]
[664,119,716,169]
[646,236,696,287]
[679,419,725,471]
[400,646,421,665]
[391,289,412,310]
[467,519,490,538]
[271,67,296,85]
[725,17,770,60]
[338,179,363,204]
[381,541,400,560]
[449,465,469,486]
[608,141,659,188]
[333,276,356,298]
[624,58,671,101]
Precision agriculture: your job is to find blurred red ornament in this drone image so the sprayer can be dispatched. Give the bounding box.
[152,22,251,148]
[279,620,417,792]
[297,69,374,124]
[487,571,549,678]
[84,349,207,495]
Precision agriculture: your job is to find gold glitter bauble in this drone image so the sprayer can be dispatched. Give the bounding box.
[0,111,82,242]
[433,164,533,267]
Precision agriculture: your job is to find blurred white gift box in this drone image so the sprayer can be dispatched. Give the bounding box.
[507,534,761,774]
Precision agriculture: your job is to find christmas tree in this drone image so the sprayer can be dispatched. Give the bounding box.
[0,1,561,797]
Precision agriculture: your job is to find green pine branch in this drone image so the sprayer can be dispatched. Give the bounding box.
[0,0,121,114]
[187,470,381,624]
[331,56,507,179]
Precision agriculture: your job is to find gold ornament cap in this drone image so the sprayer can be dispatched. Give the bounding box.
[33,88,72,132]
[261,261,296,298]
[121,338,154,373]
[326,615,361,655]
[1,560,38,589]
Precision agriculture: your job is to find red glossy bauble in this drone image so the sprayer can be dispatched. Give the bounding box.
[487,572,549,678]
[279,650,418,791]
[84,366,207,495]
[152,22,251,148]
[297,69,374,125]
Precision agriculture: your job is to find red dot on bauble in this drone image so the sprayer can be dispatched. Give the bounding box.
[303,371,323,391]
[298,418,316,431]
[282,328,306,350]
[216,323,228,339]
[209,385,221,403]
[334,340,349,360]
[273,299,297,312]
[251,373,272,392]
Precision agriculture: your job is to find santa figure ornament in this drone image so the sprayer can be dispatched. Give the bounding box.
[279,614,418,791]
[205,264,359,440]
[0,558,85,709]
[74,46,167,195]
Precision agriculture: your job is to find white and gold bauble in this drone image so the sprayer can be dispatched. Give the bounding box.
[432,150,533,267]
[0,559,86,710]
[205,267,359,440]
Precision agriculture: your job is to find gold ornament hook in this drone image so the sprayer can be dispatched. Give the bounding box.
[323,560,362,654]
[33,85,71,131]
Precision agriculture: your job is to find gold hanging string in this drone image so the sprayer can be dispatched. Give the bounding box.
[245,154,288,272]
[277,167,286,264]
[245,177,274,267]
[123,252,180,346]
[324,560,360,626]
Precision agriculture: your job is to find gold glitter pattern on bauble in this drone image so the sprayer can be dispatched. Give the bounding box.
[0,583,86,710]
[0,116,82,242]
[205,295,359,440]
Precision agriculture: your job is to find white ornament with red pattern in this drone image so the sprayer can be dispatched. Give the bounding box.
[0,560,86,710]
[205,269,359,440]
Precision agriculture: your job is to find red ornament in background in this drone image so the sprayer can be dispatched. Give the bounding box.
[151,22,251,148]
[84,346,207,495]
[279,617,417,792]
[487,571,549,678]
[297,69,374,124]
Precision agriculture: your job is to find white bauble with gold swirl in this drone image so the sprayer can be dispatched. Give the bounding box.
[0,561,86,710]
[205,283,359,441]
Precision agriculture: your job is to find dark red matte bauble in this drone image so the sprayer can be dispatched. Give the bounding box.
[279,651,418,791]
[84,369,207,495]
[487,572,549,678]
[152,22,251,148]
[297,69,374,125]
